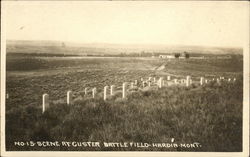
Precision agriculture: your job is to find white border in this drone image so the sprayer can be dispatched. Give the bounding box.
[1,1,249,157]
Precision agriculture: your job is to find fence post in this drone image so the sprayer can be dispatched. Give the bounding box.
[122,82,126,99]
[110,85,115,96]
[205,79,208,84]
[92,88,96,98]
[186,76,191,87]
[6,93,9,99]
[67,91,72,105]
[200,77,204,85]
[148,81,151,87]
[42,94,49,113]
[104,86,108,100]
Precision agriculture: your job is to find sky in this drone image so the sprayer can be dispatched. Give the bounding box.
[3,1,249,47]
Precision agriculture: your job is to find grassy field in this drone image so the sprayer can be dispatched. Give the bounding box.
[5,55,243,151]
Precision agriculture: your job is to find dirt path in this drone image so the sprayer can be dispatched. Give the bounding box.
[154,63,181,77]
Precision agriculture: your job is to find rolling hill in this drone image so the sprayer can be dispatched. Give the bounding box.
[6,40,243,56]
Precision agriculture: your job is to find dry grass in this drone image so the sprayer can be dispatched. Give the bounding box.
[5,56,243,151]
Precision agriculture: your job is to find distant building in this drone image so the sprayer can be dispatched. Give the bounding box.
[159,55,175,59]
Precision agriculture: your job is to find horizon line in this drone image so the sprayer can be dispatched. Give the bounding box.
[6,39,243,49]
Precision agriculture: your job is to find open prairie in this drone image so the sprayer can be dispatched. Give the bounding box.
[5,54,243,151]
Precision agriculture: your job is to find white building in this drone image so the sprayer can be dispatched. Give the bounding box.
[159,55,175,59]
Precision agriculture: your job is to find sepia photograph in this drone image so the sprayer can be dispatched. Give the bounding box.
[1,1,249,156]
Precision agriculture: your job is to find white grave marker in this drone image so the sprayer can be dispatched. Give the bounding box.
[159,77,163,88]
[122,83,127,99]
[92,88,97,98]
[131,82,134,88]
[42,94,49,113]
[200,77,205,85]
[186,76,191,87]
[174,79,178,84]
[153,77,156,83]
[205,79,208,84]
[217,78,220,84]
[84,87,88,96]
[104,86,108,100]
[167,76,171,81]
[134,80,138,85]
[142,81,146,88]
[67,91,72,105]
[110,85,115,96]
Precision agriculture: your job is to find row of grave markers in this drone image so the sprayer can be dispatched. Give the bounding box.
[39,76,236,113]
